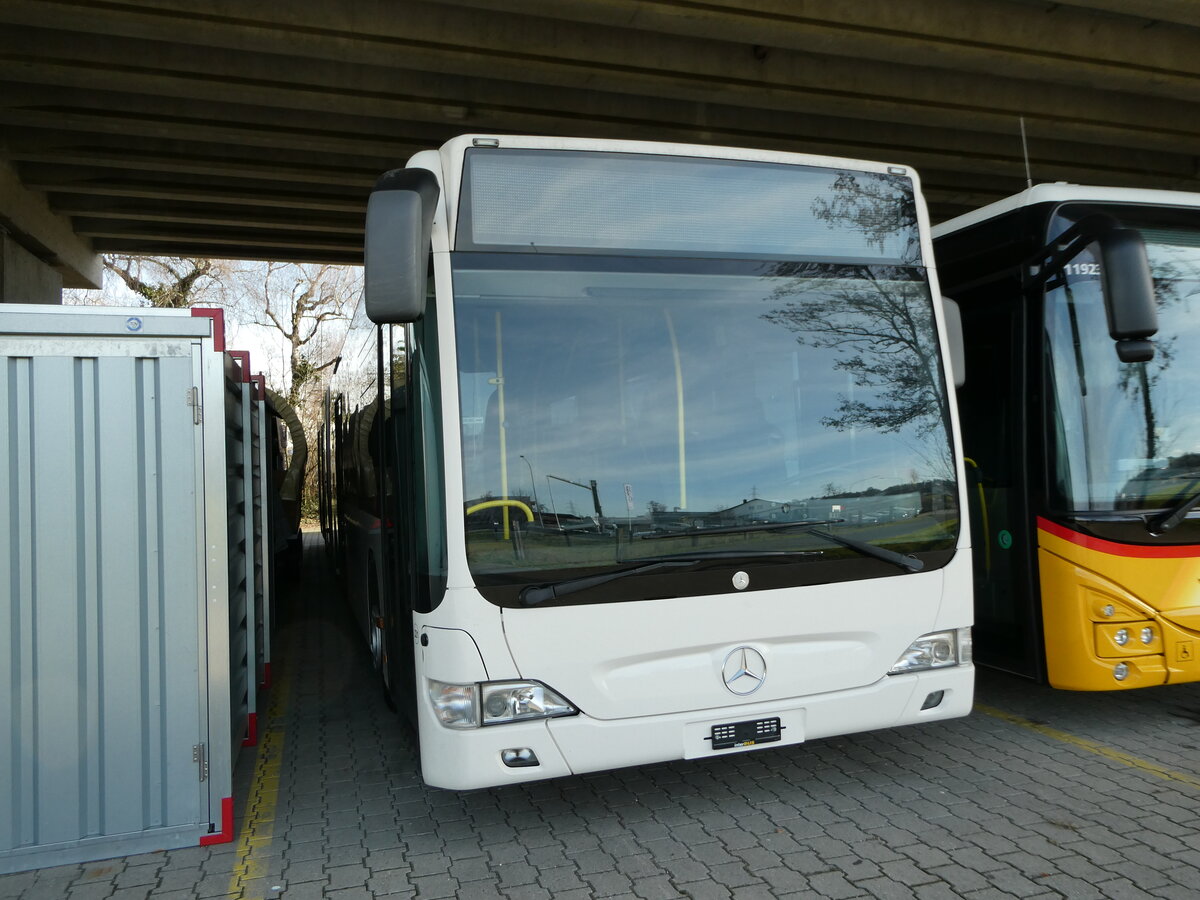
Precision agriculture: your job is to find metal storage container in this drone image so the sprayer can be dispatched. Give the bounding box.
[251,373,275,694]
[226,351,274,747]
[0,304,250,872]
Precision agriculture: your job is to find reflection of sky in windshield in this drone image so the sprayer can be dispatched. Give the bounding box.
[463,150,916,263]
[455,262,953,520]
[1047,224,1200,510]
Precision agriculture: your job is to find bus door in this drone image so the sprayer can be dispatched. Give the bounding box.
[957,283,1043,679]
[384,305,446,724]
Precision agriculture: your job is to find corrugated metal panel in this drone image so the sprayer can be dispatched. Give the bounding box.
[252,400,269,690]
[0,346,207,870]
[241,380,267,717]
[223,354,250,754]
[255,395,274,689]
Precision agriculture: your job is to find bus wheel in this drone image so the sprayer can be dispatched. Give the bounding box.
[379,635,397,712]
[369,612,383,670]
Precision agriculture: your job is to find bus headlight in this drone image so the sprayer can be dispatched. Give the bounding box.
[888,628,971,674]
[428,679,578,728]
[481,682,577,725]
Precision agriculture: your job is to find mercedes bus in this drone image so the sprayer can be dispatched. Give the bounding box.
[323,135,973,788]
[934,184,1200,691]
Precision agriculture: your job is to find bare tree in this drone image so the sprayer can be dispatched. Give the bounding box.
[234,261,359,405]
[231,262,360,520]
[102,255,225,308]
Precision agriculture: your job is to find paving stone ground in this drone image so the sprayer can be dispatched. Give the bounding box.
[3,533,1199,899]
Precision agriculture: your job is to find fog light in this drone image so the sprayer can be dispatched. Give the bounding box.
[1113,662,1130,682]
[501,747,540,768]
[1140,627,1154,645]
[428,680,478,728]
[920,690,945,710]
[1114,628,1130,646]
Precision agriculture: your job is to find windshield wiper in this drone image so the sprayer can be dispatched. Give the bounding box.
[636,518,842,540]
[519,560,695,606]
[1146,485,1200,535]
[805,528,925,572]
[518,523,924,605]
[518,548,828,606]
[639,518,923,572]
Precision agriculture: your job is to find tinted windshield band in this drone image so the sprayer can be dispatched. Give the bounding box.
[452,253,926,281]
[458,148,921,264]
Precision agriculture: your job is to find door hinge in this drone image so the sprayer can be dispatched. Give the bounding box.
[193,743,209,782]
[187,387,203,424]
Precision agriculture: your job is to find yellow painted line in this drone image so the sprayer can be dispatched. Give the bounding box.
[227,660,291,899]
[976,703,1200,790]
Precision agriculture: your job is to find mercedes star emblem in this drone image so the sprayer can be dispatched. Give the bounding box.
[722,646,767,695]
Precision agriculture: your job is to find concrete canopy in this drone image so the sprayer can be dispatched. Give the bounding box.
[1,0,1199,274]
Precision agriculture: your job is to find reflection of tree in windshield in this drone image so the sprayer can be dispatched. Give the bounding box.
[811,172,920,264]
[1113,244,1200,504]
[763,268,950,459]
[782,169,948,467]
[1048,224,1200,512]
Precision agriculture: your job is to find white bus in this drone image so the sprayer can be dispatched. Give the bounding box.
[323,135,973,789]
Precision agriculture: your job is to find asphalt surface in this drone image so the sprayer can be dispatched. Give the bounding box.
[3,533,1199,900]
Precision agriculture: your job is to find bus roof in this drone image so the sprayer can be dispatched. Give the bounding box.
[432,134,916,180]
[933,183,1200,238]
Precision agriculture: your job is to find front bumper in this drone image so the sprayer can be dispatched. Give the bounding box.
[418,664,974,790]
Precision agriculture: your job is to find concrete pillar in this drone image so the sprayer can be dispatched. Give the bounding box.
[1,229,64,304]
[0,161,101,301]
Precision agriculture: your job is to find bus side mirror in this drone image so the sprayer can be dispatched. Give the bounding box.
[941,296,966,388]
[1098,227,1157,363]
[364,168,440,324]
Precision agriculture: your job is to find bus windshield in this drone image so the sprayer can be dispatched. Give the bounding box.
[1046,210,1200,515]
[454,254,959,595]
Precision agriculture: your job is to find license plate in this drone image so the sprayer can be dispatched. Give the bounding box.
[709,717,783,750]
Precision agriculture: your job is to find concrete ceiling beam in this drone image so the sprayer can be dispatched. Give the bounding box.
[1041,0,1200,29]
[3,40,1198,168]
[73,225,358,255]
[2,148,380,189]
[3,3,1199,146]
[59,207,364,235]
[0,159,101,287]
[22,180,367,213]
[429,0,1200,98]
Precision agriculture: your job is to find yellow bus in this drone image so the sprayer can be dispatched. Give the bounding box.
[935,185,1200,690]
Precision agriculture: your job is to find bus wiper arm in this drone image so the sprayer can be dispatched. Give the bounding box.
[805,529,925,573]
[519,524,921,605]
[636,518,842,540]
[1145,487,1200,535]
[519,560,695,606]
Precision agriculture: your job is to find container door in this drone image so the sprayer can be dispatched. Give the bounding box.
[0,339,208,870]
